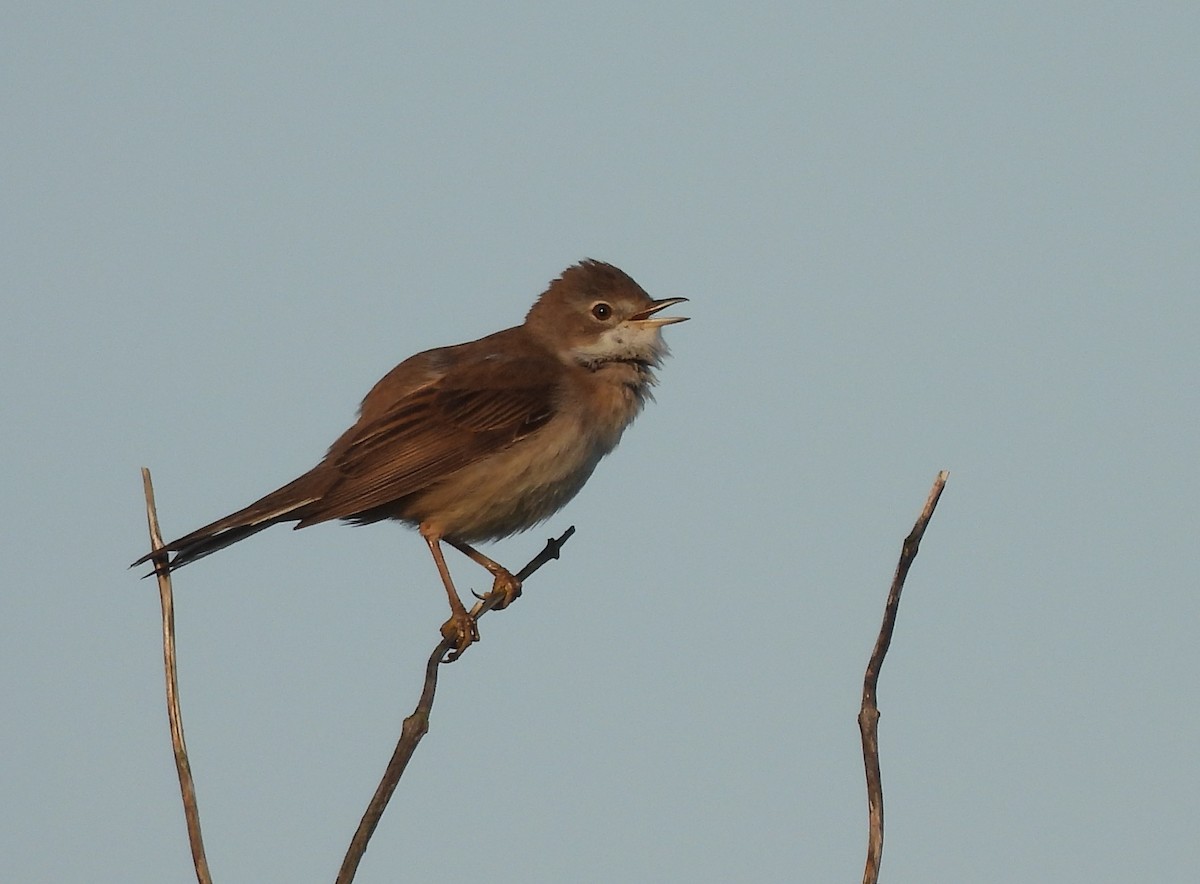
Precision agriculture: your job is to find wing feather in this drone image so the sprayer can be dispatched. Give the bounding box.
[294,349,560,525]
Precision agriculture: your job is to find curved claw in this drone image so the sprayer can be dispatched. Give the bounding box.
[439,609,479,663]
[486,572,523,610]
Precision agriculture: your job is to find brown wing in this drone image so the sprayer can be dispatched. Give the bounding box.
[293,349,559,526]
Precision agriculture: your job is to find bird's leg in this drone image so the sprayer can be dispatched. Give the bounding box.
[447,539,523,610]
[420,526,478,661]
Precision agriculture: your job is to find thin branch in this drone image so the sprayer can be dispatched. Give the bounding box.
[336,526,576,884]
[859,471,948,884]
[141,468,213,884]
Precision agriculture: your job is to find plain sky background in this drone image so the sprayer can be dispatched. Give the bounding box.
[4,4,1198,882]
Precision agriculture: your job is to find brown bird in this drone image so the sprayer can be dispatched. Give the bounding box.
[133,260,687,659]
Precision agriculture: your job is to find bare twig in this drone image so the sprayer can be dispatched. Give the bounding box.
[336,526,576,884]
[141,468,213,884]
[859,471,948,884]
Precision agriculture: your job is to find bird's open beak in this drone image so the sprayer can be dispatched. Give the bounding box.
[629,297,689,328]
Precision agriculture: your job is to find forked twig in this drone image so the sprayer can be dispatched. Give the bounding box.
[141,468,213,884]
[859,471,948,884]
[335,526,576,883]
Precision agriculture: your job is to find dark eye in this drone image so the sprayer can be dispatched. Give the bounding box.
[591,302,612,320]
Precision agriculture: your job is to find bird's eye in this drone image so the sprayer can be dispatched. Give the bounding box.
[591,302,612,321]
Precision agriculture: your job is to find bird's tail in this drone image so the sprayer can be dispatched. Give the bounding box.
[131,474,321,573]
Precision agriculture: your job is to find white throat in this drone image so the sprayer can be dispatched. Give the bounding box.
[569,324,669,369]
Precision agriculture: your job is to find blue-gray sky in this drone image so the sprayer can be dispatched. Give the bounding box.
[4,4,1198,881]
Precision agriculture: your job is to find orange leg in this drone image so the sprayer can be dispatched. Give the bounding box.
[420,525,479,660]
[447,538,523,609]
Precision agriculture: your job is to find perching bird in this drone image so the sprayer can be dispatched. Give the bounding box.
[133,260,687,658]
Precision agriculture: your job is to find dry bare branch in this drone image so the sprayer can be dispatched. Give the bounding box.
[859,471,948,884]
[141,468,213,884]
[336,526,576,883]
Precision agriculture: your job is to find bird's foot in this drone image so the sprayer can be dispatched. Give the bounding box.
[485,569,523,610]
[440,609,479,662]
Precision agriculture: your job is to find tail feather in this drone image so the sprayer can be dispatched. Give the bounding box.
[132,474,321,572]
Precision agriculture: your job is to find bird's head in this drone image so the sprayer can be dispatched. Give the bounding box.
[525,259,688,370]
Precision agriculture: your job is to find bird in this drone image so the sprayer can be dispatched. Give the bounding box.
[133,259,687,659]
